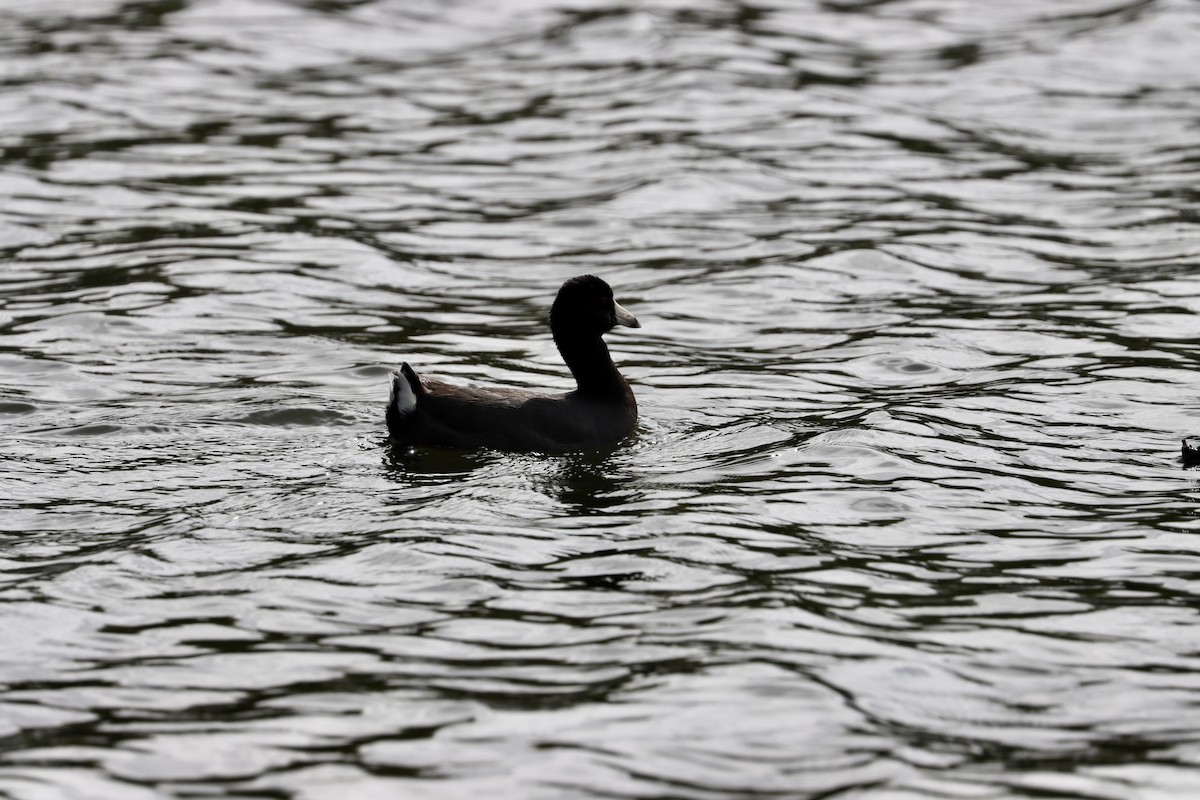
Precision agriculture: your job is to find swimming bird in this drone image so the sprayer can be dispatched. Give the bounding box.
[1182,439,1200,467]
[387,275,640,453]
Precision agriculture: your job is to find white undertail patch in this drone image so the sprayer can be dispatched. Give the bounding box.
[390,369,417,417]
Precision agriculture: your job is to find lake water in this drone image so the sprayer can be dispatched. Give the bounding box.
[3,0,1200,797]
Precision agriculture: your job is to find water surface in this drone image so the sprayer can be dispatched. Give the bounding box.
[3,0,1200,797]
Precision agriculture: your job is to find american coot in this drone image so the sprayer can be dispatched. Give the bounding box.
[387,275,640,453]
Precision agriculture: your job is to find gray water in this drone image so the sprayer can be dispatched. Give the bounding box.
[3,0,1200,797]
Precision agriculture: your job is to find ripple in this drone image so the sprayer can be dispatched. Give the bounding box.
[3,0,1200,798]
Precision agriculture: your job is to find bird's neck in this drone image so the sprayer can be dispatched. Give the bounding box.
[554,331,627,397]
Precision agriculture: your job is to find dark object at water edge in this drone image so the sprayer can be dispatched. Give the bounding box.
[1182,439,1200,467]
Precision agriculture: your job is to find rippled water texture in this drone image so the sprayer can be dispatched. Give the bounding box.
[4,0,1200,797]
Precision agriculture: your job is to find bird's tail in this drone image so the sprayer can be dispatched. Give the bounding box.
[386,363,422,438]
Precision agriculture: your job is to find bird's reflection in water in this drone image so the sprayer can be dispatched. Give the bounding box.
[545,449,630,514]
[381,439,632,516]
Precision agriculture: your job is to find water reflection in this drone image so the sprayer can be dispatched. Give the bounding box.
[386,443,635,519]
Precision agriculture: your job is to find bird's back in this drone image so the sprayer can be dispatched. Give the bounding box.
[387,367,635,453]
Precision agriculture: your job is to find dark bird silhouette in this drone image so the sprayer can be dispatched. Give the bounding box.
[1182,439,1200,467]
[387,275,640,453]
